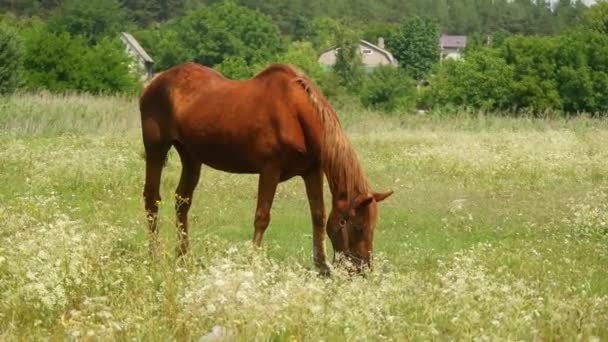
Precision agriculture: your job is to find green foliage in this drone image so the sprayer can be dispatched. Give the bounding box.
[172,1,283,67]
[0,0,595,36]
[583,1,608,34]
[428,49,514,111]
[390,16,440,80]
[21,25,139,93]
[362,22,398,47]
[135,27,191,71]
[554,29,608,113]
[429,27,608,114]
[303,16,340,51]
[138,1,283,71]
[333,22,363,91]
[122,0,187,25]
[500,35,562,111]
[360,66,416,113]
[47,0,130,45]
[277,41,324,82]
[215,56,253,80]
[0,23,23,94]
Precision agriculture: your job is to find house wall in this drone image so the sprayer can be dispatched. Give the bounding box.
[120,36,153,81]
[319,44,392,67]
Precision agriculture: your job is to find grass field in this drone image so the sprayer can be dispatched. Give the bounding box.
[1,93,607,340]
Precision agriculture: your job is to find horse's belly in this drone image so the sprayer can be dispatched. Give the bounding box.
[192,141,314,179]
[195,143,259,173]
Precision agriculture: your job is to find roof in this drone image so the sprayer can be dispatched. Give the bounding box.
[440,35,467,49]
[359,39,397,65]
[319,39,397,65]
[120,32,154,63]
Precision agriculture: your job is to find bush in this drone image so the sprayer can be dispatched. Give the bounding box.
[0,23,23,94]
[360,66,416,113]
[427,49,514,111]
[21,25,139,94]
[500,35,562,111]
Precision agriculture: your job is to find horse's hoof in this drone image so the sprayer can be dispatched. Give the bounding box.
[317,263,332,277]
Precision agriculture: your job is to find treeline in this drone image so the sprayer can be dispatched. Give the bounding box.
[1,0,607,114]
[0,0,592,36]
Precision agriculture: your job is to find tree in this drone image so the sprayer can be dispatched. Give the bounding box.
[390,16,440,80]
[48,0,130,45]
[120,0,161,27]
[427,49,514,111]
[21,24,139,93]
[172,1,283,67]
[332,21,363,91]
[583,0,608,34]
[276,41,324,82]
[0,23,22,94]
[135,27,191,71]
[215,56,253,80]
[500,35,562,111]
[303,16,340,50]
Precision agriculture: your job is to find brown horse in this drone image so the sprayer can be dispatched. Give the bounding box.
[139,62,392,273]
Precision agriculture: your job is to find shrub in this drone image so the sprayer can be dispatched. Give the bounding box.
[360,66,416,113]
[0,23,23,94]
[427,49,514,111]
[21,25,139,94]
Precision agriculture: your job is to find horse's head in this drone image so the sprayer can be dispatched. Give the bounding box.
[326,191,393,272]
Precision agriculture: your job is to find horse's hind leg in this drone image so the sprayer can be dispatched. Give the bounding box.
[143,145,170,257]
[174,145,201,258]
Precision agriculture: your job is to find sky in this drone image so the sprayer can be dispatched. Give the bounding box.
[550,0,596,4]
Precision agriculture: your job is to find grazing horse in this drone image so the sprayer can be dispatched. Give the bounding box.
[139,62,392,273]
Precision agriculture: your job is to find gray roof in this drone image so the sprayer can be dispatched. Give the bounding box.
[440,35,467,49]
[120,32,153,63]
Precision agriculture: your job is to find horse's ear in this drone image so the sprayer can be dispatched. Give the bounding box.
[354,194,374,210]
[373,191,393,203]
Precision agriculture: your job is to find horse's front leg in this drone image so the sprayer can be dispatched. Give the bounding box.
[174,157,201,258]
[253,168,281,246]
[303,168,331,276]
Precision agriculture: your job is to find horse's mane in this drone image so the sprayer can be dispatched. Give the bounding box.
[288,66,370,200]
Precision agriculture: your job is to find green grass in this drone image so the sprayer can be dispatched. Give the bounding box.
[1,93,607,340]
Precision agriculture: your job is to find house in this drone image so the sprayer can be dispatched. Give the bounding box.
[120,32,154,81]
[440,35,467,61]
[318,38,398,69]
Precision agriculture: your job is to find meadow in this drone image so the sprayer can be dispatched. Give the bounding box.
[0,93,607,340]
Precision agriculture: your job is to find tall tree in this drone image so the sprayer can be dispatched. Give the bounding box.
[332,21,363,90]
[391,16,440,80]
[138,1,283,70]
[0,23,22,94]
[583,0,608,34]
[48,0,130,45]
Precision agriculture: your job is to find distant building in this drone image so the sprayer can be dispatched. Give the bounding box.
[120,32,154,81]
[318,38,398,69]
[440,35,467,61]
